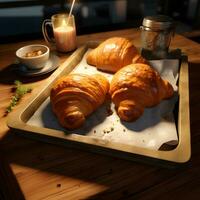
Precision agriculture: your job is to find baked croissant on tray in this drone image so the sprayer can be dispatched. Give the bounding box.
[86,37,147,73]
[50,73,109,130]
[110,63,174,122]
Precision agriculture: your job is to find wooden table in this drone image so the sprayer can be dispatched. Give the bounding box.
[0,29,200,200]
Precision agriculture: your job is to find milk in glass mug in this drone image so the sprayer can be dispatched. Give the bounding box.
[42,13,77,53]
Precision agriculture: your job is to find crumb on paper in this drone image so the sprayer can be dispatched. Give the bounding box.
[103,127,115,134]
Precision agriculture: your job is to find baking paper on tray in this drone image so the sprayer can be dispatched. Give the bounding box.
[28,50,179,150]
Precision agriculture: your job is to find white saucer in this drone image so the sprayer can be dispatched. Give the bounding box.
[16,53,60,77]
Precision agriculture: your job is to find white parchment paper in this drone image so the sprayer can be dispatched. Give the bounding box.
[28,50,179,150]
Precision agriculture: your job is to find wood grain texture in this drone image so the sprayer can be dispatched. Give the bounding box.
[0,28,200,199]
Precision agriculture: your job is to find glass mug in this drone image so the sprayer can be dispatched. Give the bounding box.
[42,14,77,53]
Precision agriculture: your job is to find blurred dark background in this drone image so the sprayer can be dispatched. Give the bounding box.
[1,0,200,44]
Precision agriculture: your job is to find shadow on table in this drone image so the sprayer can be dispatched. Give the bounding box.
[0,129,192,200]
[0,64,52,85]
[0,148,25,200]
[0,61,199,199]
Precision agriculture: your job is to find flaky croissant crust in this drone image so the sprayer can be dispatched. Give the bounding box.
[51,73,109,129]
[110,63,174,121]
[87,37,147,73]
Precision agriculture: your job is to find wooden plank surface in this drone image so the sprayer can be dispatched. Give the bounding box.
[0,28,200,199]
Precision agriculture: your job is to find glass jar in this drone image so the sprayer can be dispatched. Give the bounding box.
[140,15,175,59]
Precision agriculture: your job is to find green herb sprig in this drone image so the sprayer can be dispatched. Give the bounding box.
[6,80,32,114]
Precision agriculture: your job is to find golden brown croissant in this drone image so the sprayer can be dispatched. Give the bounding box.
[110,63,174,122]
[86,37,147,73]
[50,73,109,129]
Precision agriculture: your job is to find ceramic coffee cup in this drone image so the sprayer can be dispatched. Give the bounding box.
[16,44,50,69]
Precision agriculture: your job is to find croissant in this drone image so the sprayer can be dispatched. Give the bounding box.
[110,63,174,122]
[50,73,109,129]
[86,37,147,73]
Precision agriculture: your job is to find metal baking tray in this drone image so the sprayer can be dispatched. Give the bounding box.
[7,43,191,166]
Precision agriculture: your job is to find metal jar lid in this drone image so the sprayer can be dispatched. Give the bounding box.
[142,15,174,31]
